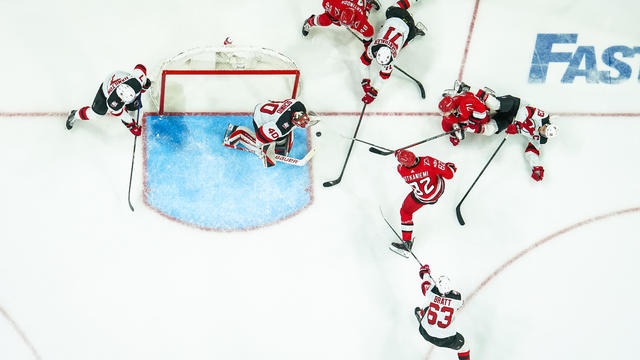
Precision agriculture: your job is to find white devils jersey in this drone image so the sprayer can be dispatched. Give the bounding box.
[100,66,148,112]
[420,274,464,339]
[361,17,410,89]
[252,99,306,144]
[512,103,550,169]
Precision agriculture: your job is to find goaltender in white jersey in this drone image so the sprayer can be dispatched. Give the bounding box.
[223,99,314,167]
[415,264,471,360]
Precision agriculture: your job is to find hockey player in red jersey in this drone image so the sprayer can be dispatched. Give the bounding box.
[359,0,426,104]
[390,149,455,257]
[66,64,151,136]
[438,91,491,146]
[442,80,559,181]
[301,0,380,43]
[414,264,471,360]
[223,99,314,168]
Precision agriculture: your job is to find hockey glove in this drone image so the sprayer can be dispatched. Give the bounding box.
[506,122,521,135]
[361,78,372,93]
[449,135,460,146]
[122,120,142,136]
[414,307,425,322]
[446,162,457,173]
[142,78,152,93]
[531,166,544,182]
[362,87,378,104]
[419,264,431,279]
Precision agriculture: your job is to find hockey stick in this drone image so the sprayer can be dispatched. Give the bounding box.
[380,207,423,266]
[329,131,392,153]
[323,103,367,187]
[393,65,426,99]
[223,143,317,166]
[369,127,467,156]
[346,28,425,99]
[127,99,142,212]
[455,135,508,225]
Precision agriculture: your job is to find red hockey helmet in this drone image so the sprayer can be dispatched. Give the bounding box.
[339,8,356,26]
[395,149,418,167]
[438,96,457,115]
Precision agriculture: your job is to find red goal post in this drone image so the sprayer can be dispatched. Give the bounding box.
[150,46,301,115]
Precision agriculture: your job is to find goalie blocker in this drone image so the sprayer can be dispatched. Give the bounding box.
[223,98,318,167]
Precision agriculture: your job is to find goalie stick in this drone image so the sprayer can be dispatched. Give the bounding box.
[380,207,423,266]
[368,127,468,156]
[323,103,367,187]
[455,135,508,225]
[223,142,317,167]
[127,99,142,212]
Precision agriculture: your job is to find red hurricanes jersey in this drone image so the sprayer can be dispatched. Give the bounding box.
[443,92,490,133]
[323,0,373,38]
[397,156,455,204]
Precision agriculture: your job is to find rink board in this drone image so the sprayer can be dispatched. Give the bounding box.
[143,114,312,230]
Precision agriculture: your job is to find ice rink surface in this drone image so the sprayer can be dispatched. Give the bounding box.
[0,0,639,359]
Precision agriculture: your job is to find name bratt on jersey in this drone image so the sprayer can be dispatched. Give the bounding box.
[432,295,452,307]
[529,33,640,84]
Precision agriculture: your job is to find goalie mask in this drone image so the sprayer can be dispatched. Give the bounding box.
[116,84,136,104]
[395,149,418,167]
[437,276,452,295]
[375,45,393,66]
[291,111,310,128]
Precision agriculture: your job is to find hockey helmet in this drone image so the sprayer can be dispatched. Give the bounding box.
[291,111,310,128]
[437,275,452,295]
[438,96,457,115]
[395,149,418,167]
[116,84,136,104]
[375,45,393,66]
[339,8,356,26]
[543,123,559,138]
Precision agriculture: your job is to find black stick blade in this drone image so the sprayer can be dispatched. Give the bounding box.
[323,179,341,187]
[369,147,394,156]
[455,203,465,226]
[417,83,426,99]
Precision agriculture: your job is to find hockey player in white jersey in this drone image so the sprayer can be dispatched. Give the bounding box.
[66,64,151,136]
[359,0,426,104]
[503,104,558,182]
[415,264,471,360]
[223,99,314,167]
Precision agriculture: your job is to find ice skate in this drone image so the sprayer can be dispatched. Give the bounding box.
[389,239,413,258]
[302,16,313,37]
[66,110,77,130]
[415,22,427,37]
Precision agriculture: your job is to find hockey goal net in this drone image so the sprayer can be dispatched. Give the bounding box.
[150,45,300,114]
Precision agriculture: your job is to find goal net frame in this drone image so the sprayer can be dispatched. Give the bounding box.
[150,46,301,115]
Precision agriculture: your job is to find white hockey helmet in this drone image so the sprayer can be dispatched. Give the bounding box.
[437,275,452,295]
[375,45,393,66]
[543,123,559,138]
[116,84,136,104]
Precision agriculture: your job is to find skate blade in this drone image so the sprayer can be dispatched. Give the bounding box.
[388,245,409,258]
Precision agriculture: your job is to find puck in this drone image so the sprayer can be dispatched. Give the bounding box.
[316,131,322,137]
